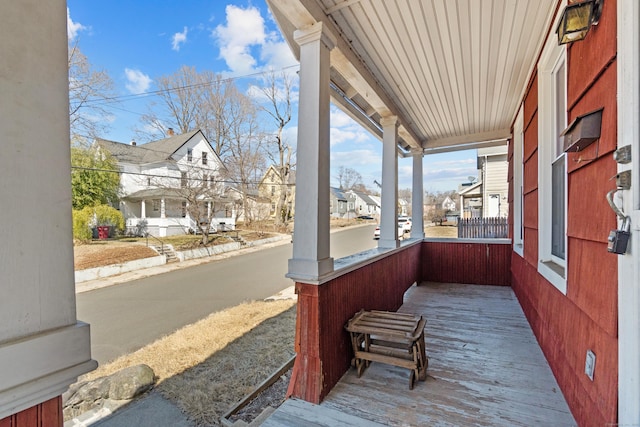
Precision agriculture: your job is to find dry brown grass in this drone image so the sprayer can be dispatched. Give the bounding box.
[424,225,458,238]
[73,243,158,270]
[81,299,296,426]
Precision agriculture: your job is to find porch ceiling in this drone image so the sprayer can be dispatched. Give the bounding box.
[267,0,558,155]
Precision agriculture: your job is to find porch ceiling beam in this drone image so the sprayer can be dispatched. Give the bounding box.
[330,92,383,141]
[325,0,362,16]
[422,129,512,153]
[266,0,423,151]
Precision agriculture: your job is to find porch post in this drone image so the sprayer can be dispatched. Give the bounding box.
[617,0,640,423]
[0,1,96,422]
[141,199,146,219]
[378,115,400,249]
[288,22,336,281]
[160,198,166,219]
[411,150,425,239]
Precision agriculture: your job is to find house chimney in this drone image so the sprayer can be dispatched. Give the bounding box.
[130,140,136,146]
[167,127,175,136]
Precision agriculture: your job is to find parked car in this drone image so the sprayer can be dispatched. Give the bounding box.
[373,223,406,239]
[398,216,412,233]
[357,215,374,220]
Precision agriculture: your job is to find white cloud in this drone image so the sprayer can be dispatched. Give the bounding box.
[214,5,266,74]
[124,68,152,94]
[172,27,188,51]
[67,8,87,41]
[330,107,372,146]
[261,39,297,70]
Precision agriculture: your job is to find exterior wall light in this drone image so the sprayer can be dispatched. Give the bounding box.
[556,0,604,45]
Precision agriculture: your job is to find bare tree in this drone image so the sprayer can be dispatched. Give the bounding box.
[336,166,364,190]
[223,90,267,225]
[68,41,116,144]
[137,66,238,159]
[256,71,294,228]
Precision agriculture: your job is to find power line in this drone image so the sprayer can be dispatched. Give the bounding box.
[81,64,300,107]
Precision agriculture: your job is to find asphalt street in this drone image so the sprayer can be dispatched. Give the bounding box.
[77,224,377,365]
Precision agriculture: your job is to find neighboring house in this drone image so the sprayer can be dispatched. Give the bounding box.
[329,187,354,218]
[441,196,456,211]
[458,145,509,218]
[258,165,296,220]
[96,130,235,237]
[347,190,379,218]
[368,195,381,212]
[224,186,271,224]
[398,198,409,216]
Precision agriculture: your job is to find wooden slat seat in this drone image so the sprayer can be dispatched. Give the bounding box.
[345,309,428,389]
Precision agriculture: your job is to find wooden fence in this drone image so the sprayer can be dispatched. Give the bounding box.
[457,217,508,238]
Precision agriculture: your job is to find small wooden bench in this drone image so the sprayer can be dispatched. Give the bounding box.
[345,310,428,389]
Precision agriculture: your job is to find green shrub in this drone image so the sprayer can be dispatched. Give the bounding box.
[72,208,93,242]
[93,204,125,230]
[72,205,125,242]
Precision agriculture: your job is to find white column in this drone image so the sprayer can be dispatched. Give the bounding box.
[160,198,166,219]
[141,200,146,218]
[0,1,96,418]
[378,116,400,249]
[411,150,425,239]
[617,0,640,423]
[288,22,336,281]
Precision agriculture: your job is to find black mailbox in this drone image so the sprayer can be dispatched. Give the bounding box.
[562,108,603,153]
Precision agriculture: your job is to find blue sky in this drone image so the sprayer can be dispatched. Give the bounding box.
[67,0,478,192]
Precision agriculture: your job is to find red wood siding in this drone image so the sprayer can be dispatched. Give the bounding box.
[0,397,62,427]
[421,241,511,286]
[509,0,619,424]
[287,243,422,403]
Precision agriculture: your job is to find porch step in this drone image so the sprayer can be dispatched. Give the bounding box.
[228,234,247,246]
[149,244,179,263]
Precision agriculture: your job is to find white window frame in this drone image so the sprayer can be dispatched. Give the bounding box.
[513,106,524,257]
[538,9,568,294]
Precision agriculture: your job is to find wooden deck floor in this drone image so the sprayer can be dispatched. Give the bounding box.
[262,282,576,426]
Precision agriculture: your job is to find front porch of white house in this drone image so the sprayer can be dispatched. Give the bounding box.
[120,189,235,237]
[264,280,575,426]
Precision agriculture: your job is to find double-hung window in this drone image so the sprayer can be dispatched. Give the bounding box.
[538,14,568,293]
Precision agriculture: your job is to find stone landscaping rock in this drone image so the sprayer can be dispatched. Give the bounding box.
[63,364,155,421]
[108,364,155,400]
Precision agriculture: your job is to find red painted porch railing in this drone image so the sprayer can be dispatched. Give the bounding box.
[0,397,62,427]
[287,239,511,404]
[422,239,511,286]
[287,242,422,403]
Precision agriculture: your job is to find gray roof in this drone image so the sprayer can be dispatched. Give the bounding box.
[330,187,349,201]
[351,190,377,206]
[95,130,201,164]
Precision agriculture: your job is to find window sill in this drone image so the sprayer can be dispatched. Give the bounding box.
[539,260,566,294]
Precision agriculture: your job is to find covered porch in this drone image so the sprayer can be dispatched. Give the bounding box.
[265,280,574,426]
[265,0,637,425]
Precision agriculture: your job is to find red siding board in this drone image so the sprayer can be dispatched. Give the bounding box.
[567,157,618,241]
[523,144,538,195]
[567,238,618,336]
[511,252,617,426]
[567,63,618,175]
[524,73,538,130]
[567,0,617,109]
